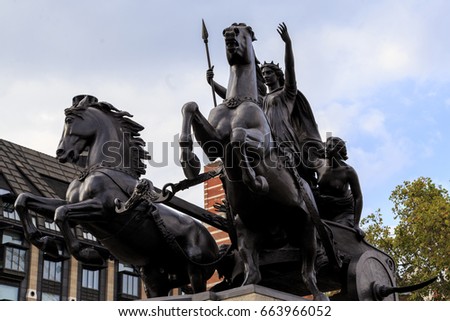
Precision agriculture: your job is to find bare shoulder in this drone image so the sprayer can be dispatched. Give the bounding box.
[344,164,361,184]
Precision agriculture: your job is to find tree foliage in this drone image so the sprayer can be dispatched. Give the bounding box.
[362,177,450,300]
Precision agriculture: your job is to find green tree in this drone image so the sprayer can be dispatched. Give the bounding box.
[362,177,450,300]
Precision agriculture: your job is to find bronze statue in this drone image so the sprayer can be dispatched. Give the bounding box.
[206,23,322,186]
[11,22,436,301]
[14,95,220,297]
[180,22,328,300]
[315,136,365,239]
[261,23,322,187]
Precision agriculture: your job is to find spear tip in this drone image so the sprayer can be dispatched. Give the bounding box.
[201,19,209,41]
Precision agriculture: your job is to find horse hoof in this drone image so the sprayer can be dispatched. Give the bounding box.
[77,248,105,267]
[255,176,269,194]
[181,153,201,179]
[242,172,269,194]
[313,293,330,301]
[39,236,60,259]
[242,272,262,286]
[28,230,43,245]
[247,176,269,194]
[241,265,262,286]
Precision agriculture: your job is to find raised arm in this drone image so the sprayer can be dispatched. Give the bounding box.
[278,23,297,101]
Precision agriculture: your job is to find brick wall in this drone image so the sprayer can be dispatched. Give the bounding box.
[203,162,230,288]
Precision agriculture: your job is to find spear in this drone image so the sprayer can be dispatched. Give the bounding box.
[202,19,217,107]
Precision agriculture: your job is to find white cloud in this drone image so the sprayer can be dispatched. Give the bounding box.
[352,136,413,185]
[359,109,387,138]
[315,101,361,139]
[315,101,389,142]
[377,43,412,75]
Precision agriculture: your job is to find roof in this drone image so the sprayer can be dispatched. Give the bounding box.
[0,139,80,199]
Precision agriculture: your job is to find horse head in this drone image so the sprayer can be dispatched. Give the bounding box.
[223,23,256,66]
[57,95,149,176]
[56,95,100,164]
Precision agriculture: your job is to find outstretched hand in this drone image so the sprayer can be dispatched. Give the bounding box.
[277,22,291,44]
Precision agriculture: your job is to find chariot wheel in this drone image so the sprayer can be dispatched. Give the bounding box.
[346,250,398,301]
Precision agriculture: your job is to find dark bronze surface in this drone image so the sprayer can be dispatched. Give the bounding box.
[14,96,220,298]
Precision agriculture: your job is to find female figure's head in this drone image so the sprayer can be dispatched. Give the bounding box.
[261,61,284,88]
[326,136,348,160]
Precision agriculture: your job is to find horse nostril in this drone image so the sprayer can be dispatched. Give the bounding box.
[56,149,64,157]
[225,32,234,40]
[224,28,236,40]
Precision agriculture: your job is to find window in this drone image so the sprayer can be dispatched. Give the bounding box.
[118,262,135,273]
[44,221,60,232]
[1,231,22,245]
[1,202,20,221]
[0,231,26,274]
[0,284,19,300]
[120,273,139,297]
[3,246,26,272]
[82,231,97,242]
[118,262,140,299]
[41,292,60,301]
[82,269,99,290]
[80,268,101,301]
[43,260,62,282]
[40,260,62,301]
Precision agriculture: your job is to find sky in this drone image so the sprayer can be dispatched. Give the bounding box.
[1,0,449,227]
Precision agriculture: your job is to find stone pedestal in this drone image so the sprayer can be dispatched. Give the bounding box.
[148,284,308,301]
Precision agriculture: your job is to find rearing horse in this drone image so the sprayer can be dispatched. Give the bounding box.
[180,23,328,300]
[14,95,219,297]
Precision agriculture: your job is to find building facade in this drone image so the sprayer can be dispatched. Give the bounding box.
[203,161,230,247]
[0,138,233,300]
[0,139,146,301]
[203,161,231,288]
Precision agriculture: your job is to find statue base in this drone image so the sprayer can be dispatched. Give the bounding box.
[147,284,309,301]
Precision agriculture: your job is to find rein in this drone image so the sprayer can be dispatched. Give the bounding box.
[154,165,223,203]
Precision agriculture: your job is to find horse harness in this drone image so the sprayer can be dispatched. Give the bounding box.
[222,96,260,109]
[113,175,231,267]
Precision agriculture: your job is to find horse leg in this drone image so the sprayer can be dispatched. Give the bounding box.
[14,193,67,258]
[53,199,105,266]
[235,215,262,285]
[140,265,170,298]
[298,220,329,301]
[180,101,224,179]
[231,127,268,194]
[187,264,207,293]
[185,246,211,293]
[180,102,202,179]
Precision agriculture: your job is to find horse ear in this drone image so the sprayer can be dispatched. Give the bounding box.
[246,26,257,41]
[72,95,98,108]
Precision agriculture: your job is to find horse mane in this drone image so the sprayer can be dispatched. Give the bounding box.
[255,59,266,104]
[65,99,150,177]
[94,101,150,177]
